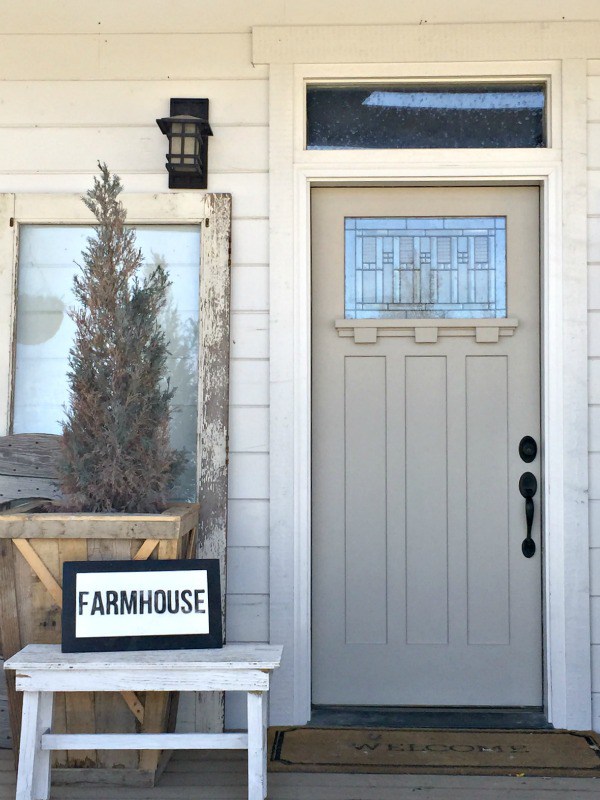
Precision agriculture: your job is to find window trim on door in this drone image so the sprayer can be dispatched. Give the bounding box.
[264,53,591,733]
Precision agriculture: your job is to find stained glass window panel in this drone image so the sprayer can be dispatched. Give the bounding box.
[345,217,506,319]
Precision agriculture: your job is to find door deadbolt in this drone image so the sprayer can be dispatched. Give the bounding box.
[519,436,537,463]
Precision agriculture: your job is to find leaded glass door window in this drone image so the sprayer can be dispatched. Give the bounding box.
[345,217,506,319]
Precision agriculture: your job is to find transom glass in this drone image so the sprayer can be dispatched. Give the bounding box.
[307,83,546,149]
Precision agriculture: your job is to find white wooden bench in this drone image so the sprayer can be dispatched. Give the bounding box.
[5,643,282,800]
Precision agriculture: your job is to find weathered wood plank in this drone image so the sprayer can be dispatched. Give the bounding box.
[0,539,21,768]
[0,503,200,539]
[0,435,63,504]
[197,194,232,734]
[0,194,16,440]
[6,644,283,671]
[0,434,62,479]
[138,539,178,774]
[11,540,63,607]
[42,733,249,750]
[57,539,96,769]
[31,540,67,768]
[0,478,62,505]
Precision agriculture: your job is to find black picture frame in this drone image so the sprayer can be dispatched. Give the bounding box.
[62,559,223,653]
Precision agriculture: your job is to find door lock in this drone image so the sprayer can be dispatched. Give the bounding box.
[519,435,537,463]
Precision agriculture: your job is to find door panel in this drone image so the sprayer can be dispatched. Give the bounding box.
[311,186,542,707]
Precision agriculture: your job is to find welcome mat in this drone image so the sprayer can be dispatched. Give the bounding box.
[268,727,600,777]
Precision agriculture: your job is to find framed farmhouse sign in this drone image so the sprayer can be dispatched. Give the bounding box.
[61,559,222,653]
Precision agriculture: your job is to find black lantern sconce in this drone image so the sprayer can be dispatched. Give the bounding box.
[156,98,213,189]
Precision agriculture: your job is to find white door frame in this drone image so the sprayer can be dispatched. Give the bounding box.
[264,53,591,730]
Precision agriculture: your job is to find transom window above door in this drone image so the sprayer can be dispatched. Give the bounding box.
[345,216,506,319]
[307,83,546,149]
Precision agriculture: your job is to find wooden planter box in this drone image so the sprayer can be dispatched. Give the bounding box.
[0,501,199,786]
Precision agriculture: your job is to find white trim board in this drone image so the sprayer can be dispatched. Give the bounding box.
[266,55,591,731]
[253,21,600,64]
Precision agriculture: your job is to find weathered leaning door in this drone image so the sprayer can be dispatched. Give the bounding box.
[311,186,542,707]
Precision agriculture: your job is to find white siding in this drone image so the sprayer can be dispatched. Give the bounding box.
[4,1,600,34]
[588,64,600,729]
[0,30,270,731]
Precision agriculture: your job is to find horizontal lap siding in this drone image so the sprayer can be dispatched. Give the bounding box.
[588,64,600,728]
[6,2,600,34]
[0,33,270,728]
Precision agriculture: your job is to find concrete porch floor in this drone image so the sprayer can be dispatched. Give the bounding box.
[0,750,599,800]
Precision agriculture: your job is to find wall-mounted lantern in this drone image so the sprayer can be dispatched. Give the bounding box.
[156,98,213,189]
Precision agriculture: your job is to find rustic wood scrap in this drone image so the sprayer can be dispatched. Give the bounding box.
[138,538,178,773]
[0,501,45,516]
[0,434,62,479]
[57,538,96,769]
[11,540,63,607]
[0,504,199,539]
[197,193,231,734]
[133,539,159,560]
[0,539,21,769]
[0,434,63,505]
[33,539,67,768]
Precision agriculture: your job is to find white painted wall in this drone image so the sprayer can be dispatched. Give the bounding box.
[588,62,600,730]
[1,0,600,730]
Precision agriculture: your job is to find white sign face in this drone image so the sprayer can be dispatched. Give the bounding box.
[75,569,210,638]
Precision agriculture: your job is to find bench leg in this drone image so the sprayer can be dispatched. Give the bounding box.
[247,690,268,800]
[32,692,53,800]
[16,691,53,800]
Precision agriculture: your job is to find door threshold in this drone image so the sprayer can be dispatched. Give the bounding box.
[309,706,551,730]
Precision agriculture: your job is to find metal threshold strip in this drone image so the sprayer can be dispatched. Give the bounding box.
[309,706,551,730]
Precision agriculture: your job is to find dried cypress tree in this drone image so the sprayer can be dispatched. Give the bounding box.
[59,163,184,512]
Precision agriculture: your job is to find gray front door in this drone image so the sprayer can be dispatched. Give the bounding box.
[311,186,542,706]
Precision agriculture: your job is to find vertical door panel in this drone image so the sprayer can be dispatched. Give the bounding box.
[405,356,449,645]
[345,356,388,644]
[466,355,510,645]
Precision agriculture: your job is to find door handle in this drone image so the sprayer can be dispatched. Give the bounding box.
[519,472,537,558]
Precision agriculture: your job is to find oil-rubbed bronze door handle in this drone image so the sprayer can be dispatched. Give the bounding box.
[519,471,537,558]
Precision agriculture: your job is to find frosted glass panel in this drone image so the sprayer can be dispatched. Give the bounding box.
[307,83,546,149]
[13,224,201,501]
[345,217,506,319]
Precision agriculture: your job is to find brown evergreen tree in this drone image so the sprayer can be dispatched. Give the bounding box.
[59,163,184,512]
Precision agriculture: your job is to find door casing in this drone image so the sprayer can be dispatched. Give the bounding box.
[266,59,591,731]
[270,164,589,728]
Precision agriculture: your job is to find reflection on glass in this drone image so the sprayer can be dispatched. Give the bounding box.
[13,224,201,501]
[307,83,546,149]
[345,217,506,319]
